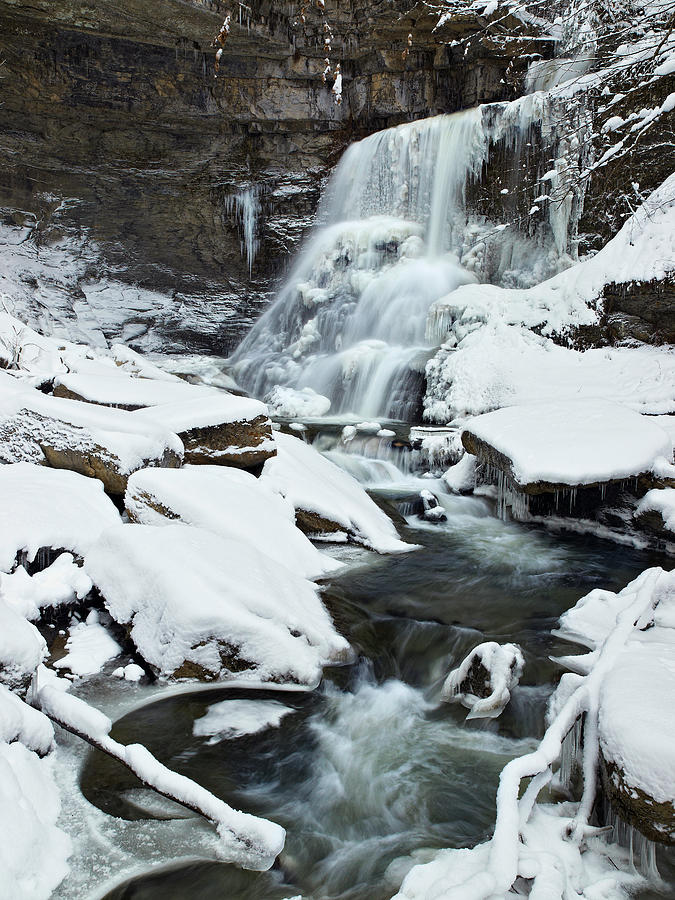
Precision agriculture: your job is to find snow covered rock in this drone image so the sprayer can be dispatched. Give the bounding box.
[133,394,276,469]
[0,463,120,573]
[125,465,341,580]
[1,555,93,621]
[634,488,675,541]
[0,598,46,695]
[441,642,524,719]
[53,372,219,410]
[442,453,476,494]
[85,522,350,684]
[264,385,331,418]
[418,489,447,523]
[53,610,122,678]
[0,685,54,756]
[462,399,673,493]
[0,373,183,493]
[261,431,412,553]
[557,567,675,845]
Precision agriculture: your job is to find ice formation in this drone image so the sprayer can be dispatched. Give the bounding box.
[441,642,524,719]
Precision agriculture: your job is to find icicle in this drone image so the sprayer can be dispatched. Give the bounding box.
[225,186,262,277]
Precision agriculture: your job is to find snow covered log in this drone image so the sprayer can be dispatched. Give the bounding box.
[132,394,276,469]
[0,463,120,573]
[0,372,183,493]
[84,522,351,684]
[125,465,341,580]
[462,400,672,495]
[36,686,285,870]
[53,371,219,410]
[556,567,675,845]
[261,431,413,553]
[441,642,523,719]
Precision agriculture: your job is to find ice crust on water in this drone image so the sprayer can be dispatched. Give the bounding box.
[0,462,121,573]
[262,431,413,553]
[193,699,293,742]
[84,522,350,684]
[463,399,672,487]
[125,464,341,580]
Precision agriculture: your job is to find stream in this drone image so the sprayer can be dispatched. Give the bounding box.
[53,442,675,900]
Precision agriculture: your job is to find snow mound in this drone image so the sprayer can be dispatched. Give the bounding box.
[0,597,46,690]
[0,462,121,573]
[125,465,341,580]
[54,610,122,677]
[133,392,268,431]
[463,399,672,488]
[264,385,331,418]
[1,554,93,621]
[262,431,413,554]
[0,684,53,755]
[84,522,350,684]
[193,699,293,742]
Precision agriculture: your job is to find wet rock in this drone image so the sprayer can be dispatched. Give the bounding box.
[418,489,447,523]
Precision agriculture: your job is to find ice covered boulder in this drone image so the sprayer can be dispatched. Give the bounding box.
[557,568,675,844]
[0,372,183,493]
[133,394,276,469]
[462,399,672,494]
[0,463,120,573]
[53,371,218,410]
[84,523,350,684]
[634,487,675,541]
[125,465,341,580]
[261,431,413,553]
[441,642,524,719]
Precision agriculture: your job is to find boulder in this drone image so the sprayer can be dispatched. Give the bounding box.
[132,395,276,469]
[53,372,218,410]
[441,642,524,719]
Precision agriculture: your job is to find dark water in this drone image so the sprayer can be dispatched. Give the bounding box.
[86,504,673,900]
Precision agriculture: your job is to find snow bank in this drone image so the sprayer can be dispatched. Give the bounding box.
[125,465,341,580]
[425,321,675,421]
[262,432,413,553]
[463,399,672,487]
[441,642,524,719]
[557,567,675,809]
[53,372,218,409]
[1,554,93,621]
[0,684,53,755]
[636,487,675,534]
[85,522,350,684]
[264,385,331,418]
[0,462,121,572]
[0,741,70,899]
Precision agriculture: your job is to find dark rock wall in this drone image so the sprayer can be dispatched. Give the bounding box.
[0,0,531,353]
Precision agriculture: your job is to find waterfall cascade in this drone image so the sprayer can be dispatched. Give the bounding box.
[231,93,590,421]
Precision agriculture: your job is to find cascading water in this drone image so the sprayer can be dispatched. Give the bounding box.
[231,96,589,421]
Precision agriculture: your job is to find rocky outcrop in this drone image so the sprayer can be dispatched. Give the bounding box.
[600,754,675,846]
[0,0,540,353]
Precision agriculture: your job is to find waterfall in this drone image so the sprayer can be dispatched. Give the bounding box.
[231,100,589,422]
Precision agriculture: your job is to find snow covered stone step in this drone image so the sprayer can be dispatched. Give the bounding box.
[462,400,673,494]
[557,568,675,845]
[0,463,120,573]
[53,372,219,410]
[132,394,276,469]
[0,372,183,493]
[261,431,414,553]
[84,522,351,684]
[125,465,341,580]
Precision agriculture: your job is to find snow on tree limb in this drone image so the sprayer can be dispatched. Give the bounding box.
[36,686,286,871]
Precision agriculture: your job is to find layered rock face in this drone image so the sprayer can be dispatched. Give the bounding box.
[0,0,535,354]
